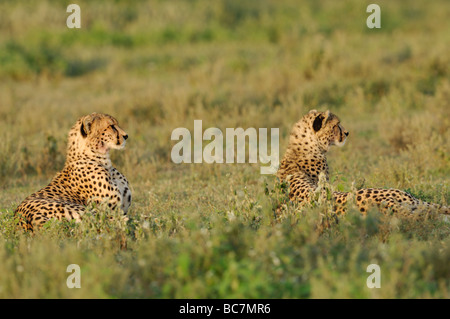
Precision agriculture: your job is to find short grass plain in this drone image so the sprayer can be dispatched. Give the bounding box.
[0,0,449,298]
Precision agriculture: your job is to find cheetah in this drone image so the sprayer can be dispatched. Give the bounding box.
[15,112,132,231]
[277,109,449,216]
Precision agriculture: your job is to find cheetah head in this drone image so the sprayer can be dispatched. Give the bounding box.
[78,112,128,155]
[305,110,349,152]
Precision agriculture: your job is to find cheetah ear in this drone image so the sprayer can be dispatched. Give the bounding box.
[313,114,325,132]
[80,115,94,138]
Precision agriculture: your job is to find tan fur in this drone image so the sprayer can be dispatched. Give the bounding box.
[15,113,132,231]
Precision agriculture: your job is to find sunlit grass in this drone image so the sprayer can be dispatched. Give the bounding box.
[0,0,449,298]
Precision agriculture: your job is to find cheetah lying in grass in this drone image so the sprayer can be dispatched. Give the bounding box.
[15,113,132,231]
[277,110,449,216]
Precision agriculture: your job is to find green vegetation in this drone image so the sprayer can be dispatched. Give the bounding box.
[0,0,449,298]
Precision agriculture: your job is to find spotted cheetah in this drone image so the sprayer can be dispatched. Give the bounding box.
[277,110,449,216]
[15,112,132,231]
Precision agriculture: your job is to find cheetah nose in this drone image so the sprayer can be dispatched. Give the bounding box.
[123,134,128,140]
[344,131,349,137]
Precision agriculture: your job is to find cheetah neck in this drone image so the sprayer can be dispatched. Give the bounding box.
[66,125,112,168]
[65,147,112,168]
[277,122,329,184]
[278,147,328,183]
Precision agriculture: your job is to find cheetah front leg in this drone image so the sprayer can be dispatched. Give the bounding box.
[286,172,317,203]
[110,167,132,214]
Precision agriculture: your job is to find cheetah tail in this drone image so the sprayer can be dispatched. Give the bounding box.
[421,202,450,215]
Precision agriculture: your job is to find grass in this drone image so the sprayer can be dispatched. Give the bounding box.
[0,0,449,298]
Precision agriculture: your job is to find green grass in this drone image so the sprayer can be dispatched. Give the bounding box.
[0,0,449,298]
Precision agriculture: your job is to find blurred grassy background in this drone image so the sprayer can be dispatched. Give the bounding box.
[0,0,449,298]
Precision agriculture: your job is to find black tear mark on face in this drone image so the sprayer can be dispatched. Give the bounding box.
[80,122,88,138]
[313,114,325,132]
[111,125,120,145]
